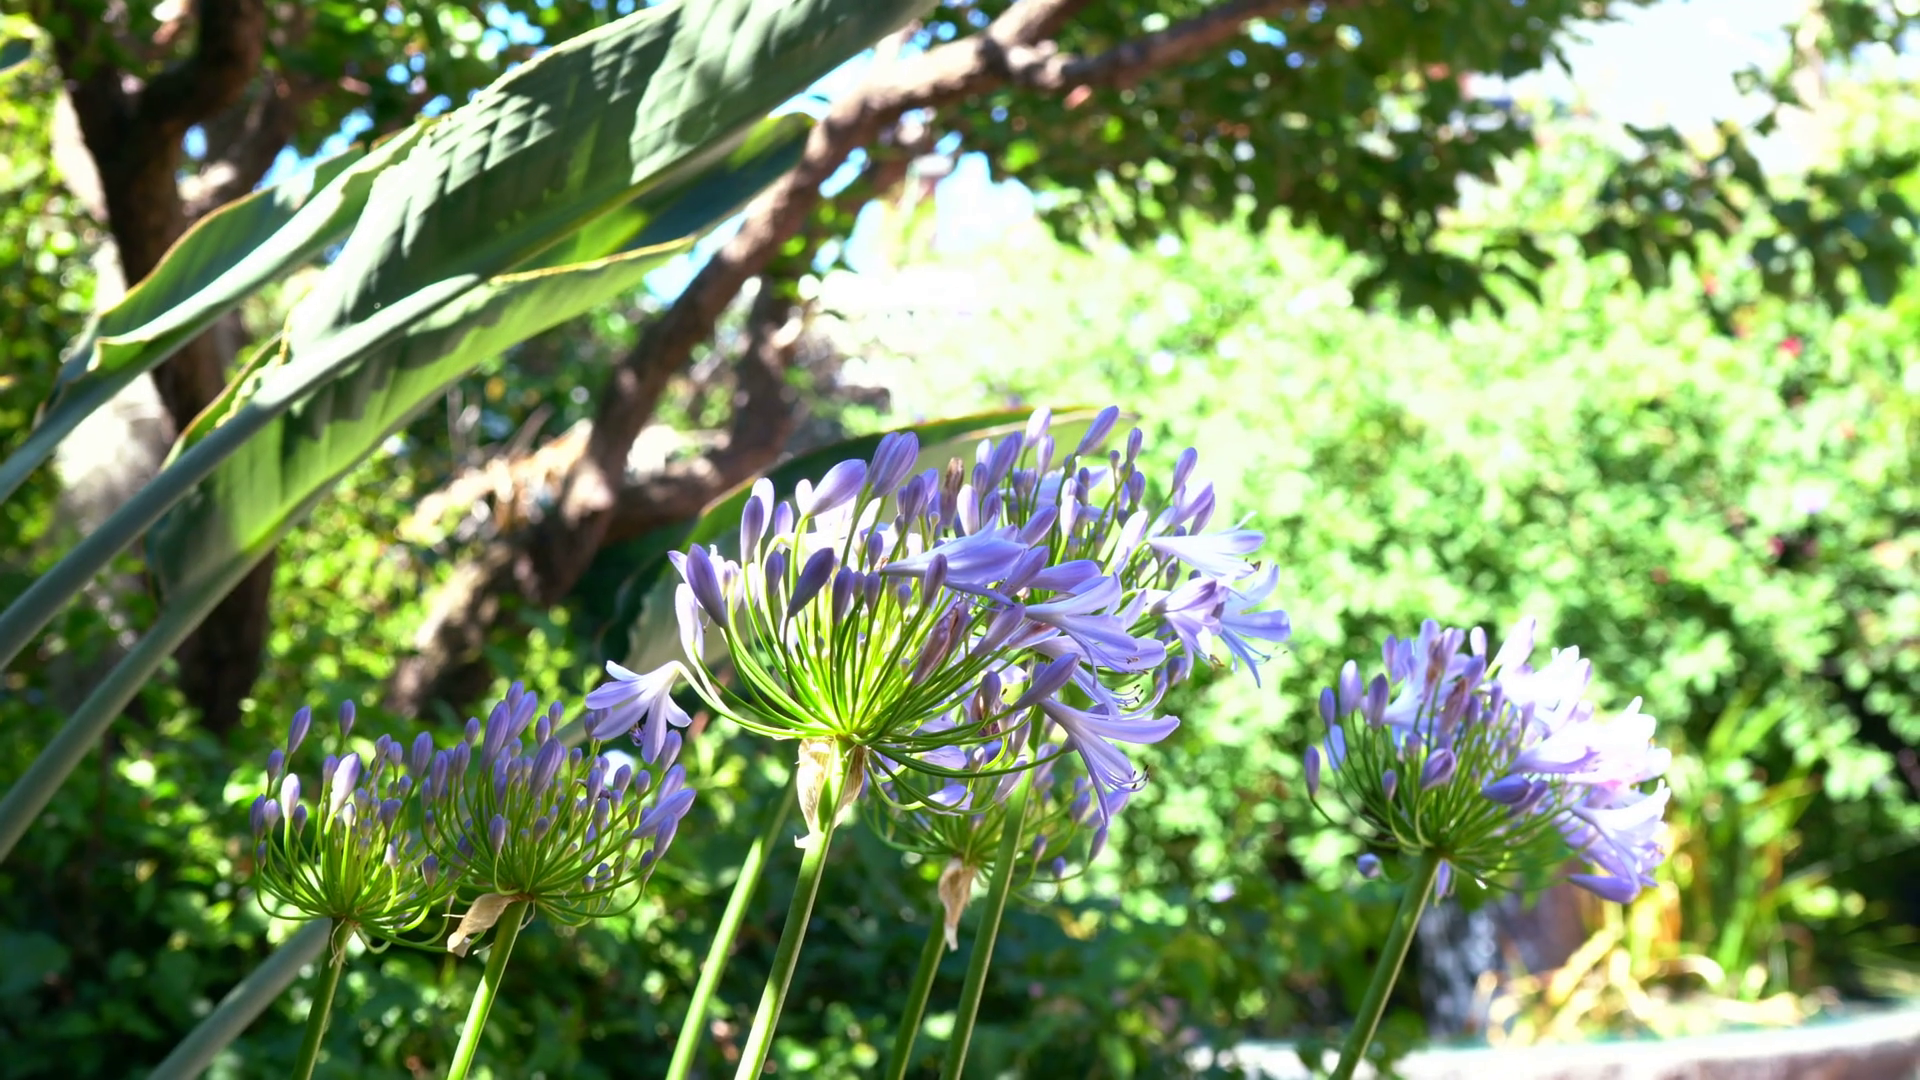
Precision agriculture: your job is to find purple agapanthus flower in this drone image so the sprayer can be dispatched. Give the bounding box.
[1310,618,1669,903]
[587,406,1288,845]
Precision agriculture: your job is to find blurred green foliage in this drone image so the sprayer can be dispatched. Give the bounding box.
[2,32,1918,1080]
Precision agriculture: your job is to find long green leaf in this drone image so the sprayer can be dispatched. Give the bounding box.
[591,407,1106,674]
[145,919,332,1080]
[0,0,920,671]
[0,129,425,506]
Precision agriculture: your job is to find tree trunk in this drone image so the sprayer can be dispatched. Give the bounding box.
[54,0,276,737]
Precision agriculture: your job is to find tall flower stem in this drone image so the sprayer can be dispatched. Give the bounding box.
[733,787,846,1079]
[883,918,949,1080]
[938,770,1032,1080]
[446,900,530,1080]
[1331,850,1443,1080]
[291,921,352,1080]
[666,774,797,1080]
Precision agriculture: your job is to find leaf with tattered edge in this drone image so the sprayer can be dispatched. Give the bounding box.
[586,407,1106,677]
[0,128,425,507]
[142,115,820,603]
[0,0,925,672]
[289,0,929,351]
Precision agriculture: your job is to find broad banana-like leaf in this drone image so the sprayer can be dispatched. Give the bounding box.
[0,0,925,671]
[0,127,808,865]
[592,407,1106,676]
[0,129,426,506]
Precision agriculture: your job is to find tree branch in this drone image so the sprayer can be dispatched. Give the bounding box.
[139,0,266,137]
[562,0,1318,535]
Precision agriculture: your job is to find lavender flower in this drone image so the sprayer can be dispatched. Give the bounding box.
[1307,618,1669,903]
[421,683,696,948]
[588,408,1290,836]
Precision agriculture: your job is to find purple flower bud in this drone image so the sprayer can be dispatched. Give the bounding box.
[1304,746,1322,797]
[682,546,730,627]
[870,432,921,497]
[611,764,634,802]
[249,795,270,839]
[1169,448,1198,496]
[338,701,356,741]
[984,433,1022,490]
[740,478,773,558]
[280,772,301,812]
[1124,427,1144,465]
[535,714,552,745]
[488,814,508,855]
[1357,853,1382,880]
[1318,687,1336,727]
[1381,768,1398,801]
[265,747,286,787]
[1075,406,1120,457]
[423,854,440,886]
[286,706,313,757]
[1338,661,1362,715]
[380,798,402,827]
[1435,859,1455,898]
[788,547,836,619]
[1363,674,1390,727]
[533,815,552,839]
[830,567,857,623]
[464,717,482,745]
[408,733,433,777]
[1481,775,1530,804]
[329,753,362,818]
[1123,470,1145,509]
[291,804,309,834]
[1024,407,1052,445]
[660,730,684,769]
[1420,749,1457,791]
[529,738,564,794]
[801,459,867,517]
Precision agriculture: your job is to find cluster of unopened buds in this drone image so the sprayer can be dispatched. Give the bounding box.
[247,684,697,951]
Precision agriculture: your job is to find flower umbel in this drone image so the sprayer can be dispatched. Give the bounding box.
[418,683,697,951]
[247,702,455,939]
[1309,618,1670,902]
[589,407,1291,833]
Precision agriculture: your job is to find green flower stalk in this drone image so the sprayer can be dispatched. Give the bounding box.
[417,683,697,1080]
[246,702,455,1080]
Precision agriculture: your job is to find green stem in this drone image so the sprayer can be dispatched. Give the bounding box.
[665,774,796,1080]
[291,922,352,1080]
[446,901,529,1080]
[1331,850,1443,1080]
[732,791,844,1079]
[883,918,949,1080]
[938,770,1031,1080]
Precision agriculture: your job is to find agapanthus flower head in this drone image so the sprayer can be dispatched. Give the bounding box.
[246,702,455,939]
[588,408,1290,837]
[420,682,696,952]
[1308,617,1670,903]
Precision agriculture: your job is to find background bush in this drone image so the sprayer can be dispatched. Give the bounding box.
[2,27,1917,1080]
